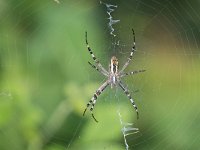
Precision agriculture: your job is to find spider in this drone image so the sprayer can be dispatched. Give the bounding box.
[83,29,145,122]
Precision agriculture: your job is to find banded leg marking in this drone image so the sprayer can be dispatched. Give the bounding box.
[85,31,108,76]
[83,80,110,122]
[119,29,136,74]
[120,69,146,77]
[118,81,139,119]
[88,61,107,76]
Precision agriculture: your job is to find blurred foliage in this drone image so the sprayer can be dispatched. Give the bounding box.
[0,0,200,150]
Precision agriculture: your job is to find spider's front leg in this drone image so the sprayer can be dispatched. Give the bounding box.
[85,31,108,76]
[119,29,136,74]
[83,80,110,122]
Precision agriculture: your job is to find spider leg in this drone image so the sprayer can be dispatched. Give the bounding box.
[119,29,136,74]
[85,31,108,76]
[118,81,139,119]
[120,69,146,78]
[88,61,108,76]
[88,61,99,71]
[83,80,110,122]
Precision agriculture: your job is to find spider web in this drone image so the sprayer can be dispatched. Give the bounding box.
[100,2,140,150]
[0,0,200,150]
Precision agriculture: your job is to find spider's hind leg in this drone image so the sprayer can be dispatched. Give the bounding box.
[83,100,99,123]
[118,81,139,119]
[90,108,99,123]
[83,80,110,123]
[83,99,92,116]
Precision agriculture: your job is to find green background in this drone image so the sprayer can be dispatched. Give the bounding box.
[0,0,200,150]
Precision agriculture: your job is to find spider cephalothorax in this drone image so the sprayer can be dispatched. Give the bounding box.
[83,29,145,122]
[111,56,118,68]
[110,56,119,88]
